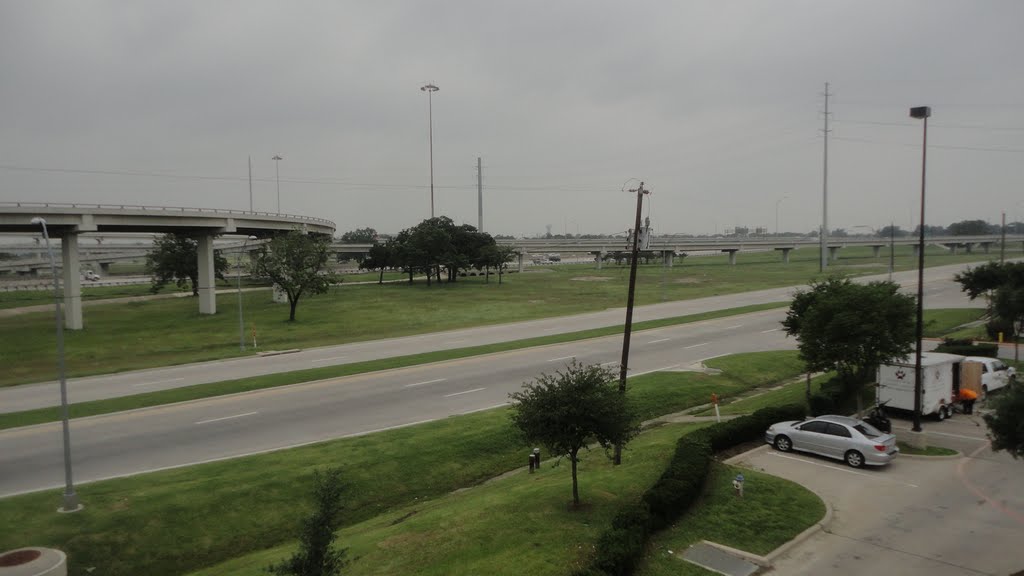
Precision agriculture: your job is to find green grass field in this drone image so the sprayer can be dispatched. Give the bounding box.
[0,351,806,576]
[2,245,1010,387]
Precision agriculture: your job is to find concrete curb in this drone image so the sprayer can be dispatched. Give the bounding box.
[256,349,301,357]
[895,451,962,460]
[720,443,835,569]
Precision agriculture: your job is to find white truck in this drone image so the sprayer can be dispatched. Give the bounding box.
[877,352,965,421]
[962,356,1017,396]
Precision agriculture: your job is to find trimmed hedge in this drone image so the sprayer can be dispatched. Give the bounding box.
[577,403,806,576]
[934,338,999,358]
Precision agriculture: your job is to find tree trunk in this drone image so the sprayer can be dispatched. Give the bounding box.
[498,266,503,285]
[485,265,490,284]
[570,452,580,506]
[288,297,298,321]
[378,268,384,284]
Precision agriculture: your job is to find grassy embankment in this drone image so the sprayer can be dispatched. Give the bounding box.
[2,244,1008,388]
[1,351,809,576]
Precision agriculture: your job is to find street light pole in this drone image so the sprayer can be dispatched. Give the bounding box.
[272,155,283,214]
[909,106,931,433]
[31,217,81,513]
[237,235,257,351]
[420,83,440,218]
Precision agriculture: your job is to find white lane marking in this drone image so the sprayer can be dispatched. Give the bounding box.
[925,430,988,442]
[684,342,710,349]
[195,411,259,425]
[404,378,447,388]
[760,328,780,334]
[647,338,671,344]
[767,452,919,488]
[541,328,559,333]
[724,324,744,330]
[131,377,184,388]
[311,356,347,364]
[548,355,575,362]
[629,365,680,378]
[445,387,485,398]
[444,339,466,345]
[600,361,619,367]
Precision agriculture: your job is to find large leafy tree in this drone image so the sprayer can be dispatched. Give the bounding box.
[955,262,1024,361]
[251,231,334,321]
[983,384,1024,459]
[339,227,378,243]
[782,277,916,386]
[477,244,517,284]
[266,467,348,576]
[509,361,638,506]
[359,240,398,284]
[145,233,229,296]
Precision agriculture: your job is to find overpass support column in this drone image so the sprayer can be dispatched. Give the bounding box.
[518,252,525,273]
[662,251,674,268]
[964,242,974,254]
[948,244,959,255]
[872,245,881,258]
[596,251,604,270]
[99,262,112,273]
[779,248,792,264]
[197,234,216,315]
[912,244,921,258]
[61,233,83,330]
[980,242,992,254]
[828,246,840,261]
[725,250,737,266]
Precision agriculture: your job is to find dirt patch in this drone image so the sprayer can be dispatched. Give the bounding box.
[0,549,42,567]
[570,276,611,282]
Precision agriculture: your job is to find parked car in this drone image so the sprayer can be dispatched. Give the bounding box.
[765,415,898,468]
[962,356,1017,396]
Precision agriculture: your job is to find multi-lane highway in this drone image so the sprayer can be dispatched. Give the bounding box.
[0,264,987,497]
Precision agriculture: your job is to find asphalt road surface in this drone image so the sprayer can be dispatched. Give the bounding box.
[0,262,987,413]
[735,414,1024,576]
[0,264,989,498]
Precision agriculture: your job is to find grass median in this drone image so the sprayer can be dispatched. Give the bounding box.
[3,245,1009,387]
[0,302,787,431]
[0,351,805,576]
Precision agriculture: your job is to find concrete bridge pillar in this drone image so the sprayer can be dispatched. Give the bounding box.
[724,249,738,266]
[61,234,83,330]
[596,251,604,270]
[964,242,974,254]
[518,252,525,273]
[197,234,216,315]
[980,242,992,254]
[946,243,959,255]
[99,262,112,273]
[828,246,840,261]
[776,247,792,264]
[912,244,921,258]
[662,250,674,268]
[871,245,882,258]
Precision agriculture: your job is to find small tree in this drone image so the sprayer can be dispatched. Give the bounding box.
[509,361,638,506]
[782,277,916,408]
[955,262,1024,361]
[266,467,348,576]
[251,231,334,321]
[145,233,228,295]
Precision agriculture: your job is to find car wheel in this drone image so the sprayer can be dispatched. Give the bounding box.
[774,435,792,452]
[982,385,988,400]
[845,450,865,468]
[937,406,947,421]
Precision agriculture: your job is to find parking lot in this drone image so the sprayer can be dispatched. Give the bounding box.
[731,412,1024,576]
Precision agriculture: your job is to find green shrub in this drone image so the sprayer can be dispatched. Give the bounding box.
[935,337,999,358]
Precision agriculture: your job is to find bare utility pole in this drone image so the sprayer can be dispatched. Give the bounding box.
[1001,212,1006,264]
[615,181,650,465]
[820,82,831,272]
[477,157,483,232]
[248,155,253,212]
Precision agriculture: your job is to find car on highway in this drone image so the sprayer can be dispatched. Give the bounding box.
[765,414,898,468]
[83,270,100,281]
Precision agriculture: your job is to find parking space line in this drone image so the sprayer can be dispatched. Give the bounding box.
[768,452,919,488]
[445,388,485,398]
[926,430,988,442]
[404,378,446,388]
[684,342,710,349]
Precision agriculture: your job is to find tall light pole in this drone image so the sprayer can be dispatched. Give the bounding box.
[909,105,931,433]
[775,195,789,235]
[420,83,439,218]
[272,155,283,214]
[30,217,81,513]
[237,235,258,351]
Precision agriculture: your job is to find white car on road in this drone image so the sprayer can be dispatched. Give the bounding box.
[963,356,1017,395]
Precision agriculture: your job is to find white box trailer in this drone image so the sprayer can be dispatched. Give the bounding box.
[877,352,965,421]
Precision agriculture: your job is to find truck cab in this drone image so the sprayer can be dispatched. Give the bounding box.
[962,356,1017,396]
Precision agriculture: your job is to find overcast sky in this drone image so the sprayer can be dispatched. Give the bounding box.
[2,1,1023,238]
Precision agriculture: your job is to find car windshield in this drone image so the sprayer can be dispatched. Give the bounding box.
[993,360,1008,371]
[854,422,883,438]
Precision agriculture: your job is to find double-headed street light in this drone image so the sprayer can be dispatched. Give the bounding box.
[30,217,81,513]
[272,155,283,214]
[420,83,439,218]
[238,235,258,351]
[909,105,931,433]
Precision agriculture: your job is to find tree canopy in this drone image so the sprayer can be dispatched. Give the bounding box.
[145,233,229,296]
[251,231,334,321]
[983,382,1024,459]
[509,361,638,506]
[956,261,1024,358]
[339,227,378,244]
[782,277,916,379]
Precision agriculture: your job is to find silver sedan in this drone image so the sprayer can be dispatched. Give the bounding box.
[765,414,898,468]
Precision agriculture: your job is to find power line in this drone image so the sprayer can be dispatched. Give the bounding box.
[832,136,1024,154]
